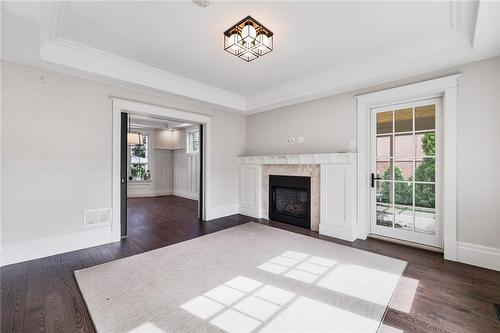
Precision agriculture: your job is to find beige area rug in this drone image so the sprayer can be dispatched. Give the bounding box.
[75,222,407,333]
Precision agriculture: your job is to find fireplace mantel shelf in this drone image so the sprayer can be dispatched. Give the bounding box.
[238,152,358,242]
[238,153,356,165]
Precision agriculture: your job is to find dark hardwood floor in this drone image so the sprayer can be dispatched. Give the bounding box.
[2,195,500,332]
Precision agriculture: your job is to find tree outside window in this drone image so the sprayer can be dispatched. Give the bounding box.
[379,132,435,208]
[130,133,151,181]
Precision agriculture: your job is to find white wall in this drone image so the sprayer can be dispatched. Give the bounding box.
[245,56,500,251]
[173,126,200,200]
[173,150,200,200]
[457,56,500,249]
[246,93,357,156]
[1,60,245,247]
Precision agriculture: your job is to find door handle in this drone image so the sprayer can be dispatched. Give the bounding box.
[371,173,382,188]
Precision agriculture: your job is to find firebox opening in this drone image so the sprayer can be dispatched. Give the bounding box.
[269,175,311,229]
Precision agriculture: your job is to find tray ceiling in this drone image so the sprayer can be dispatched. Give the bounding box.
[2,1,499,113]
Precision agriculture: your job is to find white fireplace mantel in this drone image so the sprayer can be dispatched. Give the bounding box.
[238,153,358,242]
[238,153,356,165]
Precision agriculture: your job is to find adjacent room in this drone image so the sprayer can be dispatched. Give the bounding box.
[1,1,500,332]
[126,114,202,240]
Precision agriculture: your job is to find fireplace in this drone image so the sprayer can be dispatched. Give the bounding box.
[269,175,311,229]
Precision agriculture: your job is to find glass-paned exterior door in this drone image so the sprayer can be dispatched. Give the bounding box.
[370,98,442,248]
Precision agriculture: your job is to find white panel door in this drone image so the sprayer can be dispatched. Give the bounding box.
[370,98,442,248]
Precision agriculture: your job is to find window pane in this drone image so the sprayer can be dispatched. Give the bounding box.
[394,160,413,181]
[376,135,392,159]
[376,161,392,180]
[376,204,393,227]
[395,205,413,231]
[415,183,435,209]
[416,132,435,158]
[131,144,146,158]
[395,108,413,132]
[130,134,150,181]
[415,208,436,235]
[376,111,393,134]
[376,181,392,204]
[395,182,413,206]
[415,157,435,182]
[131,164,146,180]
[189,131,200,153]
[394,134,413,158]
[415,105,435,131]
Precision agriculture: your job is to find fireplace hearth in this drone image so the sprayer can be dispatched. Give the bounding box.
[269,175,311,229]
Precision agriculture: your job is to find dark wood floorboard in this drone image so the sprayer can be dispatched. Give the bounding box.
[1,195,500,332]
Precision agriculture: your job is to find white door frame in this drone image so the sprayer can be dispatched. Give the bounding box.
[356,74,460,261]
[111,97,212,242]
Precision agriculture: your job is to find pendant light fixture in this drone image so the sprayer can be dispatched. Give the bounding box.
[224,16,273,62]
[127,114,143,145]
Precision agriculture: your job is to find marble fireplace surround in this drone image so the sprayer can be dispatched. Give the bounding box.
[262,164,320,231]
[238,153,358,241]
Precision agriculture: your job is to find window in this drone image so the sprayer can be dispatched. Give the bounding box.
[129,133,151,181]
[187,130,200,154]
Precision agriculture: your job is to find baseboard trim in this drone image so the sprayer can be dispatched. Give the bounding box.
[457,242,500,272]
[0,227,113,267]
[369,234,443,253]
[239,206,260,219]
[172,191,199,200]
[319,223,357,242]
[127,190,173,198]
[206,204,239,221]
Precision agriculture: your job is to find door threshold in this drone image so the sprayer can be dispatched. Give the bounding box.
[369,234,443,253]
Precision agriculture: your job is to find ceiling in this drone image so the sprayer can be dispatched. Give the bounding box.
[58,1,454,95]
[2,1,500,113]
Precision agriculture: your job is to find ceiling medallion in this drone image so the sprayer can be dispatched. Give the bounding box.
[223,16,273,62]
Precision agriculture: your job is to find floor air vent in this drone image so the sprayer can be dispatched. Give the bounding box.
[495,304,500,321]
[84,208,112,228]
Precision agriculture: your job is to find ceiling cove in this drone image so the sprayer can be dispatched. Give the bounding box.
[38,1,497,114]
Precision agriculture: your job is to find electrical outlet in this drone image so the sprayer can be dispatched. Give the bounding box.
[298,136,305,143]
[286,137,296,144]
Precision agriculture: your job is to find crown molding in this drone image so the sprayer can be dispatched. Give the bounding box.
[36,0,494,115]
[39,2,246,112]
[40,38,246,112]
[40,1,66,45]
[245,37,473,114]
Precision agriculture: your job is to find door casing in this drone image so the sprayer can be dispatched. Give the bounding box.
[112,98,212,242]
[369,98,443,248]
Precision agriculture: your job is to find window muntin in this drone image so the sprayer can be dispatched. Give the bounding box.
[129,133,151,181]
[187,130,200,154]
[375,104,437,235]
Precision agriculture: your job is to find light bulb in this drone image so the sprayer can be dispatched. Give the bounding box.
[253,32,272,54]
[241,23,256,43]
[226,32,243,53]
[228,32,241,45]
[255,33,269,50]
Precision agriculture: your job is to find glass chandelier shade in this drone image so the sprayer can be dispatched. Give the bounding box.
[223,16,273,62]
[127,132,143,145]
